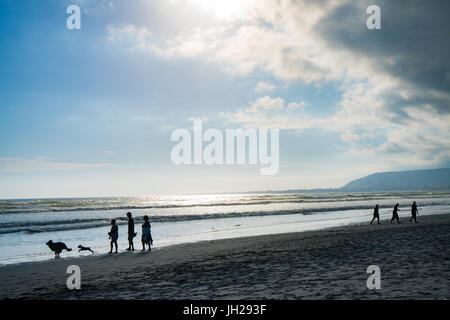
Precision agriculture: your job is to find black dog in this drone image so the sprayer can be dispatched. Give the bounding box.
[78,244,94,254]
[46,240,72,259]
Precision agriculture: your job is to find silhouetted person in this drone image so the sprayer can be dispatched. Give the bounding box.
[108,219,118,253]
[371,204,380,224]
[391,203,401,224]
[126,212,136,251]
[410,201,419,223]
[141,215,153,252]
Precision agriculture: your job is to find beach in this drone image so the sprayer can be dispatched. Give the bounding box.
[2,192,450,266]
[0,213,449,300]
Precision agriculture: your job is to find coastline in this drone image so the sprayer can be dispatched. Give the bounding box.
[0,213,449,299]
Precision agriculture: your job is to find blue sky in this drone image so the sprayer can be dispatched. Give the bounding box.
[1,0,449,198]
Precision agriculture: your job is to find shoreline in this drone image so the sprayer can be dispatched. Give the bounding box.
[0,213,449,299]
[2,208,448,267]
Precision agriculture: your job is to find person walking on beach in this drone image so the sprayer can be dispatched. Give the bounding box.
[108,219,118,253]
[391,203,401,224]
[141,215,153,252]
[371,204,380,224]
[410,201,419,223]
[126,212,136,251]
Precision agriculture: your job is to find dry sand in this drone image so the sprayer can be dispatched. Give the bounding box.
[0,213,449,299]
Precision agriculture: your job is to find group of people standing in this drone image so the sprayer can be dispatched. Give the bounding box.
[370,201,419,224]
[108,212,153,253]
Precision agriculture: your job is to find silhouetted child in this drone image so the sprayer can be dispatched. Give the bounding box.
[126,212,136,251]
[371,204,380,224]
[410,201,419,223]
[108,219,118,253]
[141,215,153,252]
[391,203,401,224]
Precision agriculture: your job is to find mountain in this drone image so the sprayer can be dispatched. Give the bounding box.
[339,168,450,192]
[251,168,450,194]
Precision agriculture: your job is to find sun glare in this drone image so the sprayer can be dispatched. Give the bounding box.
[187,0,257,20]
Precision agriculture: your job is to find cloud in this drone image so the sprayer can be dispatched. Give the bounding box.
[222,96,312,129]
[0,157,109,173]
[287,101,307,110]
[254,81,276,92]
[187,116,208,122]
[249,96,284,111]
[318,1,450,95]
[224,92,450,167]
[106,0,450,168]
[106,24,156,52]
[70,0,115,14]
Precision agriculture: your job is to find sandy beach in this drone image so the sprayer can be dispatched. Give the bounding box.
[0,213,449,300]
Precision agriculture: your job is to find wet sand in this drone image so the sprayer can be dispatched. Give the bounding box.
[0,213,449,299]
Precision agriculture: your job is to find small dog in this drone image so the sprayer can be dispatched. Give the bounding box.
[46,240,72,259]
[78,244,94,254]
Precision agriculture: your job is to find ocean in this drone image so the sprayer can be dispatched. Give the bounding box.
[1,191,449,265]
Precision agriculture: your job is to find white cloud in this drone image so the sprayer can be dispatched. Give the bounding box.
[71,0,115,14]
[106,24,156,52]
[287,101,307,109]
[187,116,208,123]
[254,81,276,92]
[222,96,313,129]
[105,0,450,168]
[250,96,284,111]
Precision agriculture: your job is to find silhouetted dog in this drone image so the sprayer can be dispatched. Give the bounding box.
[46,240,72,258]
[78,244,94,254]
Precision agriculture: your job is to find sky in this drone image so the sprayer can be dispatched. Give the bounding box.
[0,0,449,198]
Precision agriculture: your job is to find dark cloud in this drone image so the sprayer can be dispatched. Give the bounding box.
[315,0,450,113]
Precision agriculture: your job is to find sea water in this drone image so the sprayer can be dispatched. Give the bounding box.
[0,191,449,265]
